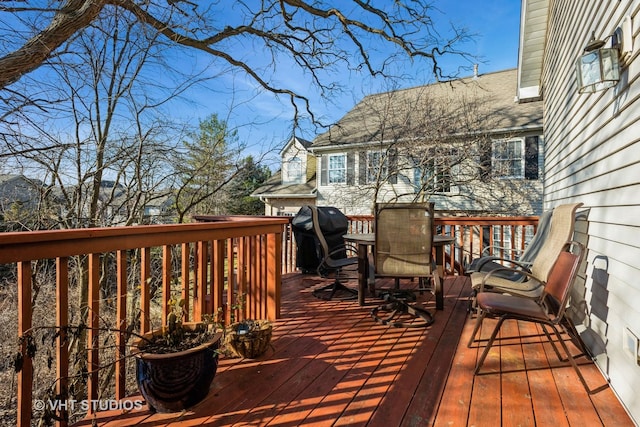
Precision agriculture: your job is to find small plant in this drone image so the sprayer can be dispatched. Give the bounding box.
[137,297,220,354]
[224,294,273,359]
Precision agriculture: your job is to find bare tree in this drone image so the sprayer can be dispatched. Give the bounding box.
[0,1,473,127]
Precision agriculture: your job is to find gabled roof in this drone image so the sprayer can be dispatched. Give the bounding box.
[311,69,543,150]
[251,170,317,199]
[279,136,313,156]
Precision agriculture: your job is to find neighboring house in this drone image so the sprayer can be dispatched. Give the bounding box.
[252,136,317,216]
[108,189,176,225]
[0,174,42,210]
[309,68,544,216]
[519,1,639,422]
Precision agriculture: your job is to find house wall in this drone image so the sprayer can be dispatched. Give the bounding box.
[314,139,545,216]
[263,198,316,216]
[542,1,640,420]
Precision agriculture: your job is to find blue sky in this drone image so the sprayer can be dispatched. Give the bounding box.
[176,0,523,166]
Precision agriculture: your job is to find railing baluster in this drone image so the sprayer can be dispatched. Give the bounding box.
[238,237,247,320]
[161,246,171,327]
[115,251,127,401]
[17,261,33,427]
[227,238,235,324]
[212,240,225,320]
[56,257,69,427]
[181,243,190,322]
[195,241,208,322]
[140,247,151,334]
[87,253,100,411]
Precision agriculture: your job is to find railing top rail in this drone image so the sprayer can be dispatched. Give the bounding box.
[0,217,289,264]
[435,216,539,224]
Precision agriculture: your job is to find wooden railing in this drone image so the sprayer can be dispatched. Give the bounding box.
[0,216,288,427]
[1,213,538,426]
[281,215,540,275]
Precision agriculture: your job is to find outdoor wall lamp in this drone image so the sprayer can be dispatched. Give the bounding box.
[576,32,621,93]
[576,17,633,94]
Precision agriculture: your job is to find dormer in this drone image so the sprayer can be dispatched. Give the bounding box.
[281,136,314,185]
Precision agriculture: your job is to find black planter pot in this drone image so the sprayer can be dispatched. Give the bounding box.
[133,326,222,413]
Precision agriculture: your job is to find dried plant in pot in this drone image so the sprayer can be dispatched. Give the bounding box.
[225,319,273,359]
[132,298,222,413]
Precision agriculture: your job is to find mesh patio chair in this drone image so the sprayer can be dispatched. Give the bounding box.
[465,208,554,281]
[468,241,607,394]
[470,202,583,301]
[369,202,439,327]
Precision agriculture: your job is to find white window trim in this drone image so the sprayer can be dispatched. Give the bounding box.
[366,150,389,184]
[492,138,525,179]
[285,156,303,183]
[328,153,347,184]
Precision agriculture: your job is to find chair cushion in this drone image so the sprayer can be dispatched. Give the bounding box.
[476,292,547,320]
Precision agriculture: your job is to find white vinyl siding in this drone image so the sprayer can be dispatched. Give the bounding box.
[539,2,640,422]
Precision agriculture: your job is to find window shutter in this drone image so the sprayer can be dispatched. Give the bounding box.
[479,139,492,179]
[359,151,367,185]
[388,148,398,184]
[347,152,355,185]
[525,136,539,180]
[320,154,328,185]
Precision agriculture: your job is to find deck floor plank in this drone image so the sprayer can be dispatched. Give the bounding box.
[72,274,633,427]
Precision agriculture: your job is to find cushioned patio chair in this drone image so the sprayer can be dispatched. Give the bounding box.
[465,208,554,280]
[468,241,607,394]
[470,202,583,301]
[369,202,438,327]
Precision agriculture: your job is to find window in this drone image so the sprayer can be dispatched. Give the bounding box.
[285,156,303,183]
[493,139,524,178]
[366,151,389,183]
[412,148,456,193]
[328,154,346,184]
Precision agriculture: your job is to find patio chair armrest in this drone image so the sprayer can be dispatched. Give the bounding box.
[467,255,532,274]
[478,267,543,293]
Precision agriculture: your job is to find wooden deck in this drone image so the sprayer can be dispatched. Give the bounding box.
[75,274,633,426]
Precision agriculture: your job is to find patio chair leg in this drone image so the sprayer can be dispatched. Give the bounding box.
[467,310,487,347]
[548,324,609,394]
[474,316,506,374]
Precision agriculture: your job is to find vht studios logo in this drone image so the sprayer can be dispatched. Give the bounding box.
[33,399,143,412]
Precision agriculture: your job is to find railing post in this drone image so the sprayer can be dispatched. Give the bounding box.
[266,231,282,320]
